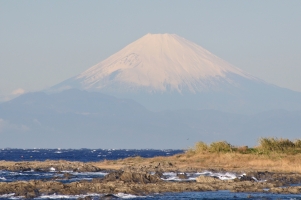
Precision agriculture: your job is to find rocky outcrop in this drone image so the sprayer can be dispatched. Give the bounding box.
[0,160,102,172]
[177,173,188,180]
[246,171,301,185]
[102,171,161,183]
[1,177,301,197]
[1,160,301,198]
[196,176,225,183]
[1,170,301,198]
[121,161,179,172]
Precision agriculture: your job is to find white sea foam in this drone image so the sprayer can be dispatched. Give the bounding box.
[161,172,199,181]
[115,192,147,199]
[37,193,145,199]
[161,171,248,182]
[49,167,56,171]
[60,170,73,173]
[0,193,21,199]
[38,193,99,199]
[70,171,108,176]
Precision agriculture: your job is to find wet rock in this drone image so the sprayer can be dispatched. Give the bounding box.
[25,191,38,199]
[154,171,164,178]
[0,179,300,196]
[103,171,162,184]
[103,171,124,182]
[177,173,188,179]
[63,173,74,179]
[119,171,162,183]
[1,166,301,197]
[100,194,119,199]
[246,171,274,181]
[239,175,255,182]
[77,196,93,200]
[21,168,32,172]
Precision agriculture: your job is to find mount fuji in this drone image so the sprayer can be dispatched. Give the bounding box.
[1,33,301,148]
[51,33,301,113]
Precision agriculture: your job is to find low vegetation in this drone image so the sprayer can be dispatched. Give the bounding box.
[187,137,301,155]
[91,137,301,174]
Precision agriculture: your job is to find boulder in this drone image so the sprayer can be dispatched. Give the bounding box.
[120,171,161,183]
[103,171,124,182]
[177,173,188,180]
[103,171,161,183]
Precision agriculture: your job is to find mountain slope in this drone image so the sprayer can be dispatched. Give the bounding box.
[53,34,256,94]
[1,90,301,148]
[50,34,301,113]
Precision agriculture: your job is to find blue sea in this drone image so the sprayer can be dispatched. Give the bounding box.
[0,148,300,200]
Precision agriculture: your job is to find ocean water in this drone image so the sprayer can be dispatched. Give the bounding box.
[0,148,183,162]
[0,149,300,200]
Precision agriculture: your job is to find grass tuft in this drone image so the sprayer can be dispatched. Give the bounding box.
[209,141,232,153]
[188,137,301,155]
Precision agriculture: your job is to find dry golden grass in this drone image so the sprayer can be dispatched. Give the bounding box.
[1,152,300,173]
[3,138,301,173]
[92,152,301,173]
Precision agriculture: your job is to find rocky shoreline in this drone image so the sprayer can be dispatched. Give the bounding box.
[0,160,102,172]
[1,160,301,198]
[1,170,301,199]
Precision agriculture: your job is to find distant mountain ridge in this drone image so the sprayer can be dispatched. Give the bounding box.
[51,34,301,113]
[1,89,301,148]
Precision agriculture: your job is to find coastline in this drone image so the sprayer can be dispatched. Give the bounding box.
[1,152,301,198]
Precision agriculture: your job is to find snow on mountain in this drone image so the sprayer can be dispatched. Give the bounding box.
[55,33,257,94]
[51,33,301,113]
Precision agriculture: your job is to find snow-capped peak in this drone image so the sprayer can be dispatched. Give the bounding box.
[69,33,255,93]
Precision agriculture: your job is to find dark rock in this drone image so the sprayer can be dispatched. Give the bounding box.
[101,194,119,199]
[25,191,38,199]
[103,171,124,182]
[239,175,255,182]
[119,171,161,183]
[247,171,274,181]
[21,168,32,172]
[77,196,93,200]
[177,173,188,179]
[154,171,164,178]
[63,173,74,179]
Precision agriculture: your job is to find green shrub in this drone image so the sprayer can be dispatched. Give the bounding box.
[209,141,232,153]
[258,137,296,153]
[294,139,301,148]
[194,141,208,153]
[186,137,301,155]
[236,146,249,153]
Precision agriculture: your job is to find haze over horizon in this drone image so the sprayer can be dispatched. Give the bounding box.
[1,1,301,102]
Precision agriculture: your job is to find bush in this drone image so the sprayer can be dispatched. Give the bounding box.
[194,141,208,153]
[294,139,301,148]
[236,146,249,153]
[209,141,232,153]
[258,137,296,153]
[186,137,301,156]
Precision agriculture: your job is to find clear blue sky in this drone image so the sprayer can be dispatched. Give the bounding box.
[1,0,301,101]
